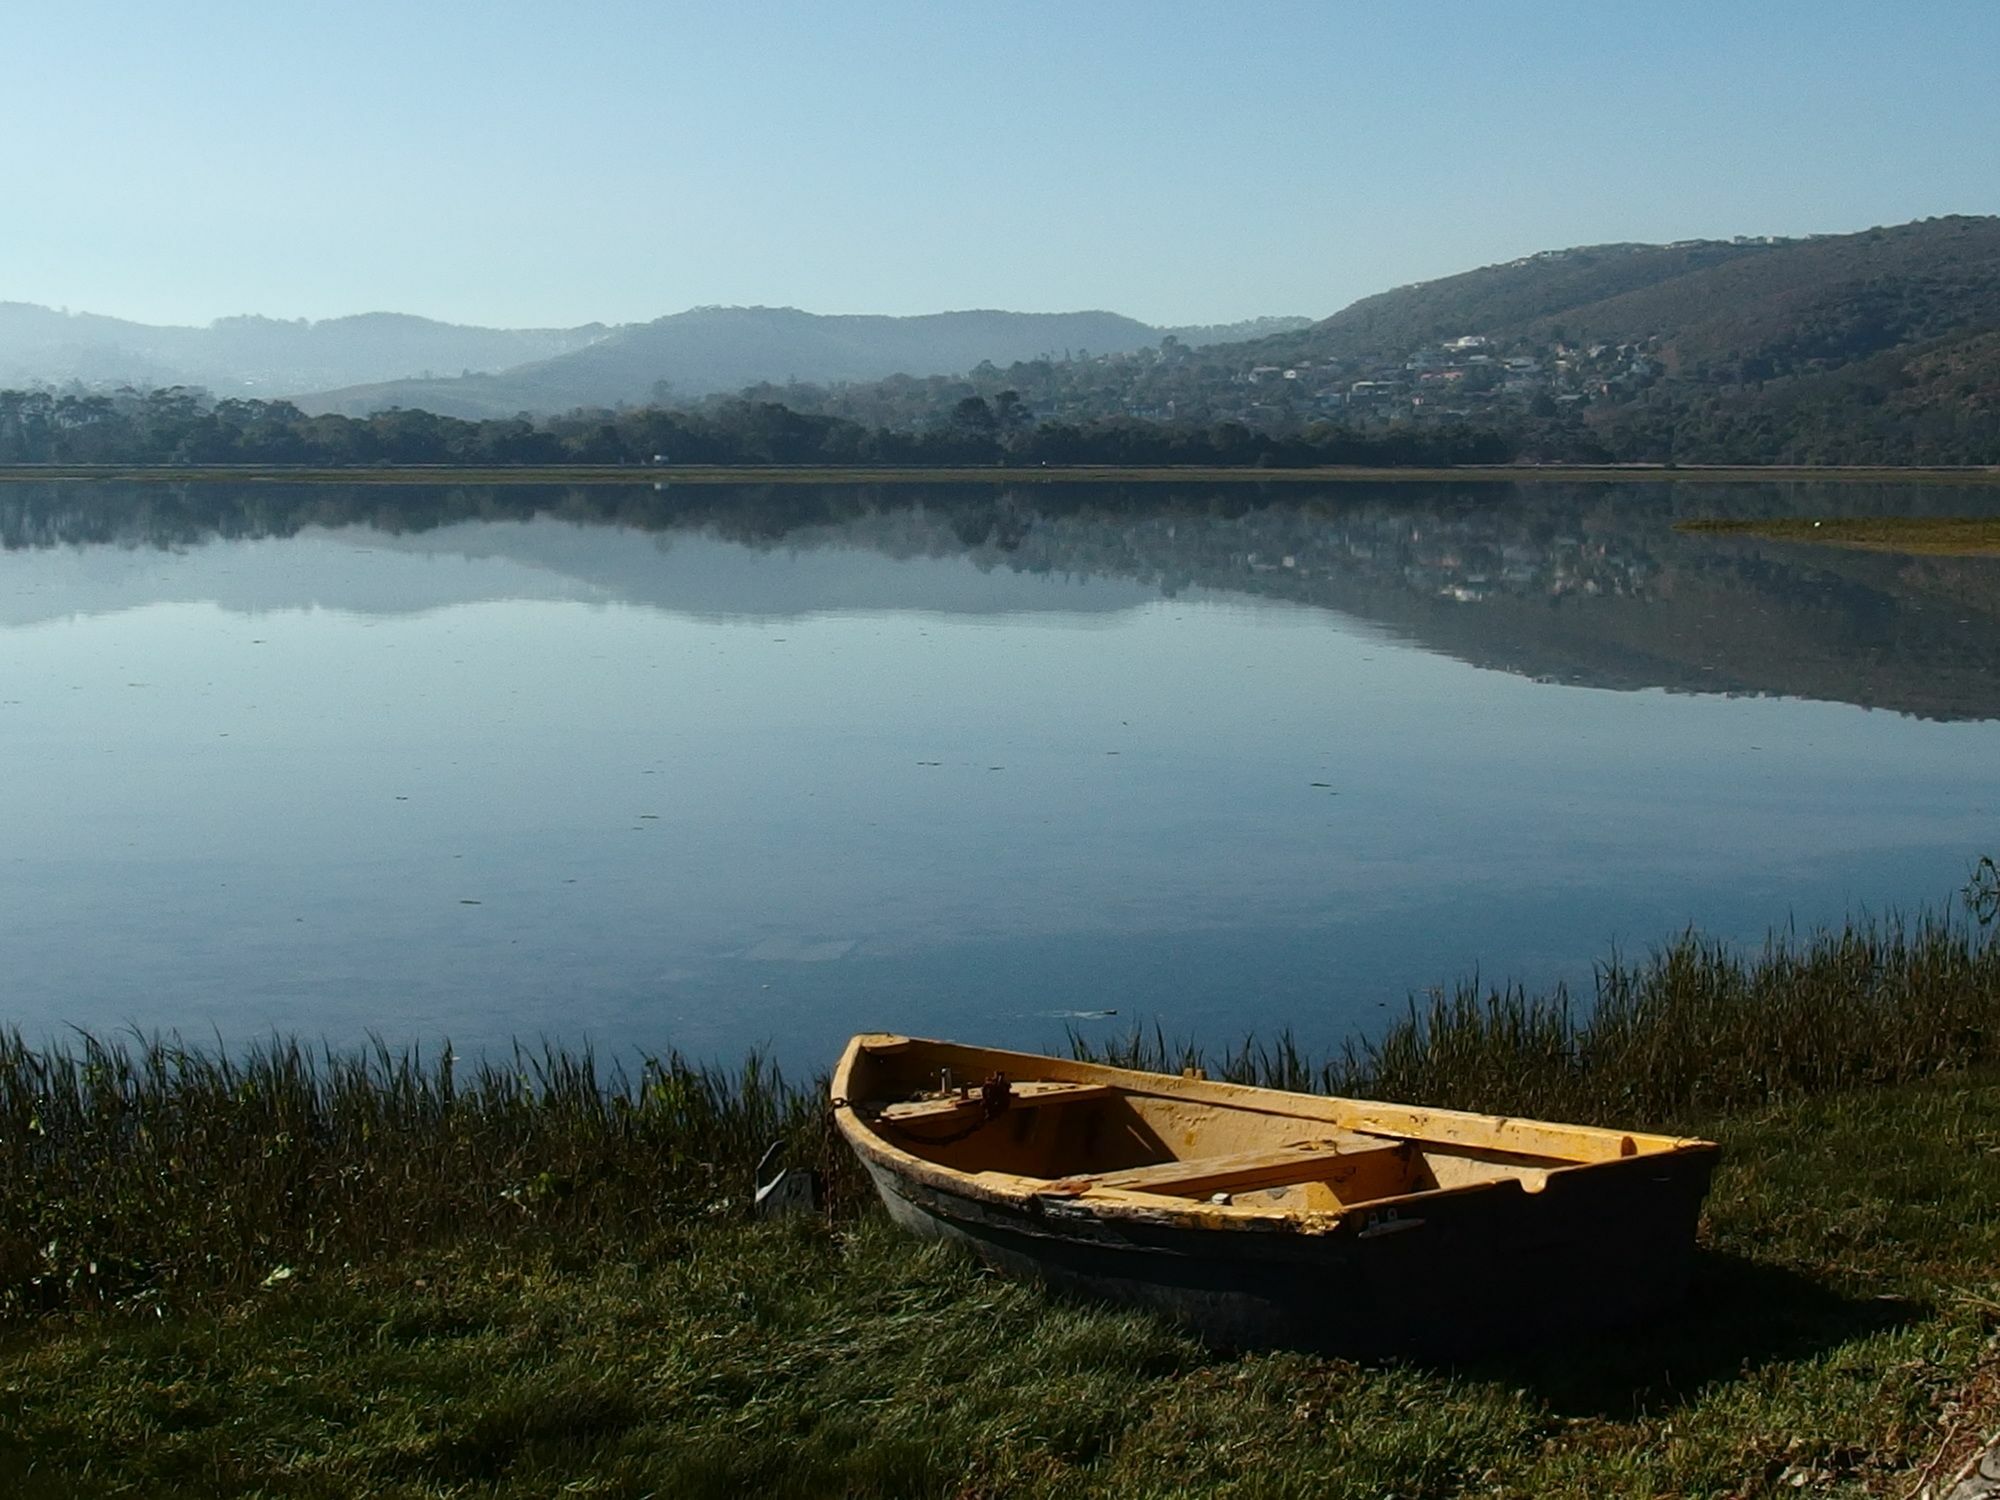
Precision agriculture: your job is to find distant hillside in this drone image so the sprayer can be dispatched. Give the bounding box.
[299,307,1182,418]
[10,215,1994,462]
[1256,240,1782,362]
[765,216,2000,464]
[1158,315,1313,345]
[1235,217,2000,371]
[0,304,608,396]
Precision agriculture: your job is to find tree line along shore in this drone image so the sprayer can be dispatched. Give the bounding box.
[6,383,2000,481]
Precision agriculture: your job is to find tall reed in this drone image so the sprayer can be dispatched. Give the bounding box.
[1076,903,2000,1126]
[0,1036,851,1318]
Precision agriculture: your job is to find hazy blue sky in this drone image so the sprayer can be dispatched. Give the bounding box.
[6,1,1995,328]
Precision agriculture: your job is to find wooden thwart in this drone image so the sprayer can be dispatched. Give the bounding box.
[875,1079,1118,1124]
[1051,1135,1404,1198]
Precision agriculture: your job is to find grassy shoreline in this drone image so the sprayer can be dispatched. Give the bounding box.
[7,894,2000,1494]
[12,1080,1998,1497]
[2,460,2000,486]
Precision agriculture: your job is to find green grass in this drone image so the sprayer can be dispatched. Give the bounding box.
[4,1075,1999,1497]
[6,886,2000,1494]
[0,1037,864,1321]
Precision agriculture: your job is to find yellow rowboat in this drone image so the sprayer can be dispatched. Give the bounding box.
[832,1034,1720,1353]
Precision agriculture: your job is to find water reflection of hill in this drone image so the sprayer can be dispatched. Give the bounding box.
[6,479,2000,720]
[961,492,2000,720]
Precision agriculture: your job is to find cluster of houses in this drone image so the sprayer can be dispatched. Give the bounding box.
[1202,332,1667,429]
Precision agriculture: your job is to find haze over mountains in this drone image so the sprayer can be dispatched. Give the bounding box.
[4,215,1994,465]
[0,300,1307,414]
[0,304,609,398]
[303,310,1309,419]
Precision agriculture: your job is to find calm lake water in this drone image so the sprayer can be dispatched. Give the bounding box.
[4,479,1998,1069]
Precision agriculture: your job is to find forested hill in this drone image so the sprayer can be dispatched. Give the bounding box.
[1254,239,1782,362]
[760,217,2000,464]
[1249,215,2000,378]
[301,308,1190,418]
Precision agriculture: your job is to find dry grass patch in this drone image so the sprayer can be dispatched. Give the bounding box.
[1680,516,2000,554]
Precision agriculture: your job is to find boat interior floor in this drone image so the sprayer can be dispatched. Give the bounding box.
[865,1080,1574,1212]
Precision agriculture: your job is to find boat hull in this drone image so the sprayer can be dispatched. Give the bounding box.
[834,1034,1720,1354]
[859,1147,1715,1354]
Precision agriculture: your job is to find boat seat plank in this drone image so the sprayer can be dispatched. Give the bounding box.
[1052,1135,1404,1198]
[1340,1111,1624,1163]
[875,1080,1118,1124]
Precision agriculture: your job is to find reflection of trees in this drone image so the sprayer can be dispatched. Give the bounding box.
[6,480,2000,719]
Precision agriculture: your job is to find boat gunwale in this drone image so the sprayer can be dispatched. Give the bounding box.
[831,1033,1719,1234]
